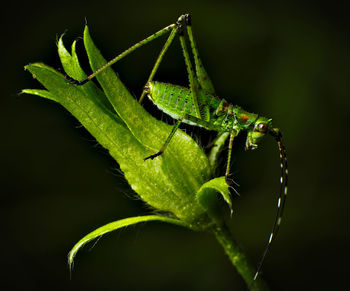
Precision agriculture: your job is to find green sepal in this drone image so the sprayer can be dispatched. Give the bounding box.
[57,37,114,111]
[68,215,191,268]
[23,25,271,290]
[196,176,232,222]
[21,88,58,102]
[80,27,212,223]
[208,132,230,175]
[23,26,215,225]
[82,26,211,185]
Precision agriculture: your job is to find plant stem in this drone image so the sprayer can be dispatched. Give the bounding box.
[212,223,270,291]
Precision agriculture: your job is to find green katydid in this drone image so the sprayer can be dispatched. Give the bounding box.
[64,14,288,288]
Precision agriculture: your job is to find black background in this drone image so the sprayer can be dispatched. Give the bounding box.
[2,1,349,290]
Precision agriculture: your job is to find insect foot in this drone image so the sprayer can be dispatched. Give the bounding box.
[225,175,233,186]
[64,74,89,85]
[144,151,163,161]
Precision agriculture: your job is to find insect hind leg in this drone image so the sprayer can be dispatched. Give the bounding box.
[185,15,216,95]
[137,14,211,104]
[138,19,183,103]
[65,19,179,86]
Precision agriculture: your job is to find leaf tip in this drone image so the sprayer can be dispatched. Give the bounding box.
[24,63,36,72]
[58,33,64,46]
[24,64,37,79]
[83,25,90,38]
[67,250,75,278]
[21,89,30,95]
[58,35,71,60]
[68,250,74,267]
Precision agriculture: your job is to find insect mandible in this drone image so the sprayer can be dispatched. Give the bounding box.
[65,14,288,286]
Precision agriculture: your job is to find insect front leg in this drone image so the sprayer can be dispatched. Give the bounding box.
[144,118,183,160]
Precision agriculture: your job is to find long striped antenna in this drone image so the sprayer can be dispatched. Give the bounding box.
[249,128,288,289]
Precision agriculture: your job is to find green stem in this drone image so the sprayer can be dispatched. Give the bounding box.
[212,223,270,291]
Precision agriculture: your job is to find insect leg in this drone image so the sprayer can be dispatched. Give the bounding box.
[138,27,179,103]
[177,16,203,120]
[65,21,179,85]
[185,15,216,95]
[144,118,183,160]
[143,110,214,160]
[225,131,236,185]
[139,14,214,103]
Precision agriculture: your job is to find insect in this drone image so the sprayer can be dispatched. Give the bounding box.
[65,14,288,288]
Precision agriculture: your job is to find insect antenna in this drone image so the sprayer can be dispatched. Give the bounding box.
[248,128,288,289]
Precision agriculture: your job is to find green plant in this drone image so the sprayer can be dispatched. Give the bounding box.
[23,26,269,291]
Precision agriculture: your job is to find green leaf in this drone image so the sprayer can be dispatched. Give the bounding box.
[68,215,191,268]
[197,176,232,221]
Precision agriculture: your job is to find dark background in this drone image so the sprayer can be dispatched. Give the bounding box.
[2,0,349,290]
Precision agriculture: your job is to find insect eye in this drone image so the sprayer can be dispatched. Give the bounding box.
[256,122,268,133]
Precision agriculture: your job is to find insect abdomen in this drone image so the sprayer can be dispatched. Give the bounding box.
[146,81,199,119]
